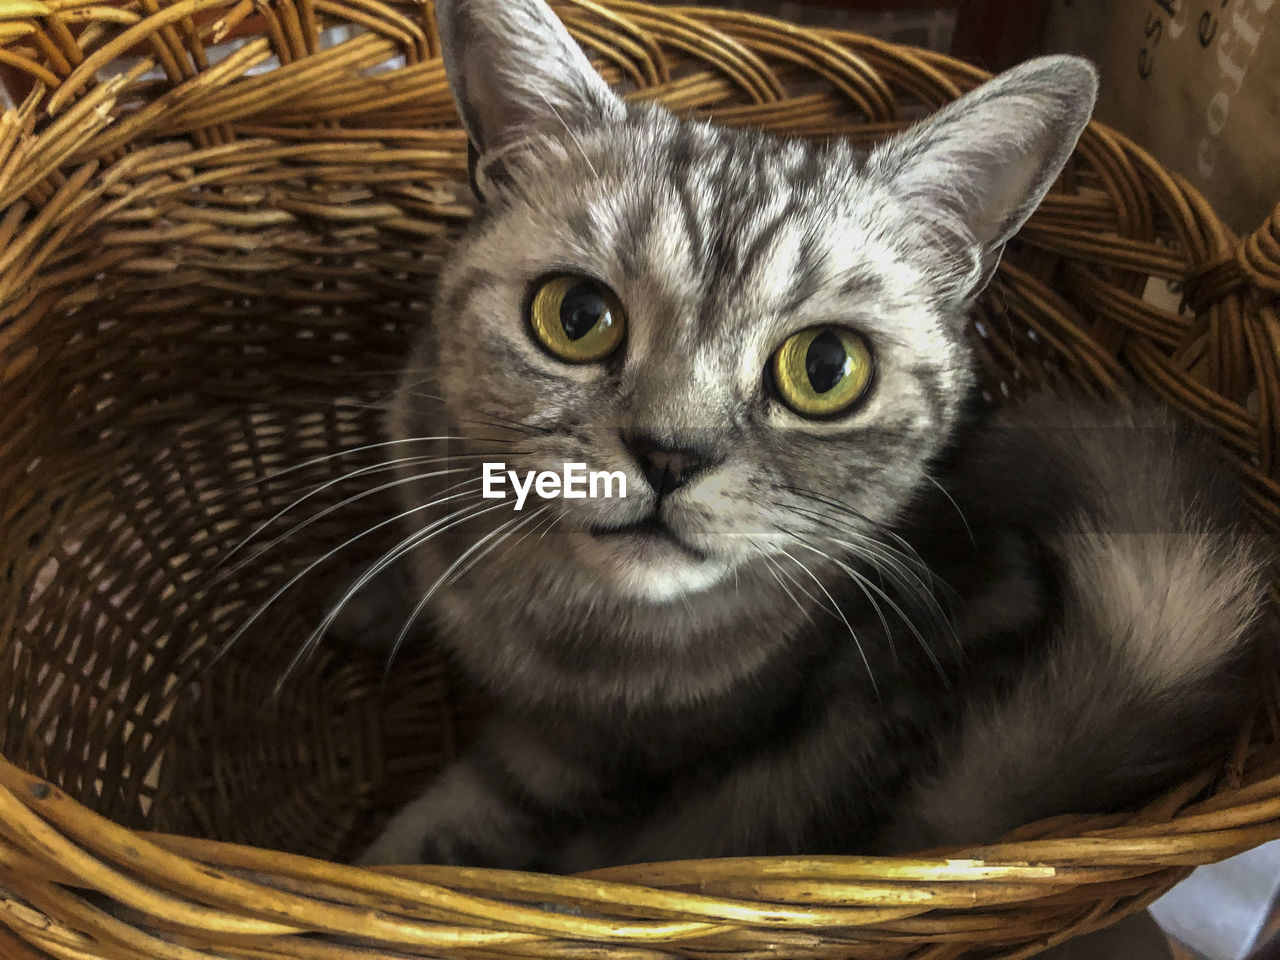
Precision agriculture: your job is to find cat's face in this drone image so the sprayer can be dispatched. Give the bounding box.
[402,118,973,602]
[391,0,1096,607]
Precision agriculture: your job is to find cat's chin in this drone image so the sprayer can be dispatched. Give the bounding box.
[566,530,731,603]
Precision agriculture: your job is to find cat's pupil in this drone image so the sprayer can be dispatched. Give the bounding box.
[806,331,850,393]
[561,283,607,341]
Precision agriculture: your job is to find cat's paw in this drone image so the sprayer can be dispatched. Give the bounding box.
[358,795,437,865]
[359,824,506,868]
[358,795,512,868]
[358,774,543,869]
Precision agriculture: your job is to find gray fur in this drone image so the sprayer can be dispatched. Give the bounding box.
[357,0,1266,869]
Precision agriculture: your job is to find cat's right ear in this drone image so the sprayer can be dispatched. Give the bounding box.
[867,55,1097,302]
[434,0,626,197]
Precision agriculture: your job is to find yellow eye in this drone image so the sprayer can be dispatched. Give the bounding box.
[528,275,626,363]
[771,327,873,418]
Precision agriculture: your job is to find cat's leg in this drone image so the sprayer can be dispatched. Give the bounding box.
[359,759,533,867]
[359,722,596,868]
[596,700,889,867]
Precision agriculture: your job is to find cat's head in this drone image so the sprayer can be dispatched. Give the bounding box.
[390,0,1096,607]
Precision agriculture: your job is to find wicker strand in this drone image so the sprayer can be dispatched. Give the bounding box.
[0,0,1278,956]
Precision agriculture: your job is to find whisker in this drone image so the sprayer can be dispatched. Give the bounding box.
[817,532,958,659]
[780,493,954,653]
[335,394,552,440]
[383,504,552,678]
[448,414,547,439]
[792,537,899,668]
[768,551,837,618]
[925,473,976,548]
[535,88,599,179]
[215,469,484,585]
[332,367,555,438]
[457,506,559,581]
[400,391,555,437]
[780,483,933,574]
[212,485,485,667]
[445,503,553,588]
[216,436,491,503]
[391,373,440,395]
[762,555,815,626]
[535,508,567,548]
[819,535,952,675]
[777,547,878,696]
[799,535,952,681]
[276,495,510,688]
[784,501,948,628]
[296,365,442,380]
[332,398,389,411]
[215,454,501,574]
[779,493,959,649]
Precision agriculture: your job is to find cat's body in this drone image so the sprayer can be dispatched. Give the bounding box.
[355,0,1266,870]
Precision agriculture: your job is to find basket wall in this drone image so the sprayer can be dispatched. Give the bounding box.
[0,1,1279,957]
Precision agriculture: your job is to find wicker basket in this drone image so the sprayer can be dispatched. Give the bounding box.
[2,0,1280,956]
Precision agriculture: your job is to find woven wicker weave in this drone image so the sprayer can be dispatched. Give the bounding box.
[1,0,1279,956]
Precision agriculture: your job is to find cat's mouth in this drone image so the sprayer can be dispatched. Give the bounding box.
[589,515,707,562]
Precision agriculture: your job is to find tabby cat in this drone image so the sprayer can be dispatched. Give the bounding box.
[353,0,1266,870]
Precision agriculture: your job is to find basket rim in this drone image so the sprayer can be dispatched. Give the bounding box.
[1,1,1279,956]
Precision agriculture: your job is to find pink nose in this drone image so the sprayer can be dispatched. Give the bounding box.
[622,434,718,497]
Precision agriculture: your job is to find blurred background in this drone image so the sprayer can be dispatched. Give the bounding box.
[656,0,1278,236]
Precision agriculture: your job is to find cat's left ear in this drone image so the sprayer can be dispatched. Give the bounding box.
[434,0,626,195]
[869,55,1098,300]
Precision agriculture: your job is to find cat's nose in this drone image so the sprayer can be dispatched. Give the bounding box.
[622,433,719,498]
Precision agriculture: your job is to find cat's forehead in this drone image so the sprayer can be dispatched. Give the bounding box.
[502,113,939,346]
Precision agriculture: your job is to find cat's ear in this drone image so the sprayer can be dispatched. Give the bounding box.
[434,0,625,190]
[869,55,1097,299]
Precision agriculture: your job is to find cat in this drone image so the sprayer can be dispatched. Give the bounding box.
[353,0,1267,871]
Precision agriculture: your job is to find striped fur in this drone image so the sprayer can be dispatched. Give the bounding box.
[357,0,1268,869]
